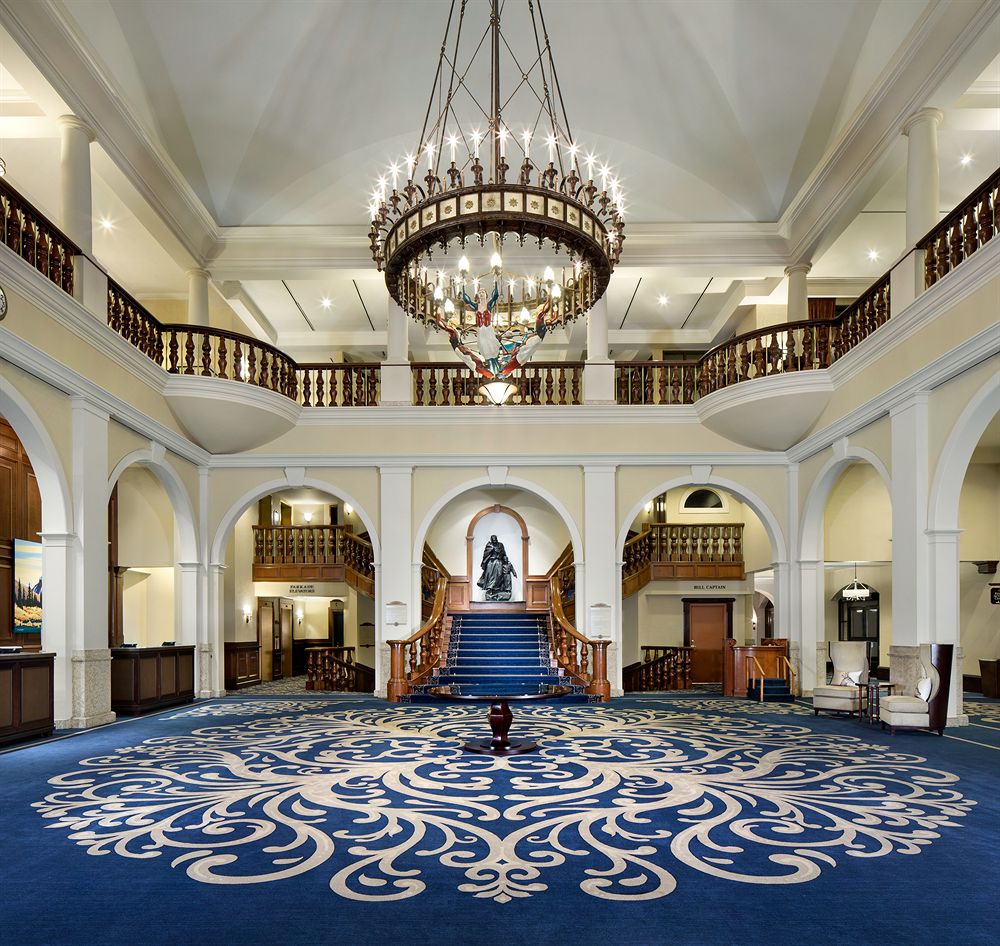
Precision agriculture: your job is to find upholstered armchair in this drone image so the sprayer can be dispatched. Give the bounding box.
[813,641,869,716]
[880,643,954,736]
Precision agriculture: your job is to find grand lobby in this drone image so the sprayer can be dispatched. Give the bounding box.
[0,1,997,944]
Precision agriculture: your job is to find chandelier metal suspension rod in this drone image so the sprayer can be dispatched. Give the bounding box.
[490,0,501,180]
[535,0,574,147]
[527,0,565,177]
[415,0,458,170]
[434,0,468,179]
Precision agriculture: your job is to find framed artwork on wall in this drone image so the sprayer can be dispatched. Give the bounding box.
[13,538,42,633]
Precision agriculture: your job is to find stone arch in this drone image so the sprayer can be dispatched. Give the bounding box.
[412,476,583,566]
[928,373,1000,532]
[108,449,199,564]
[616,474,786,564]
[799,447,891,561]
[0,376,72,533]
[210,476,380,566]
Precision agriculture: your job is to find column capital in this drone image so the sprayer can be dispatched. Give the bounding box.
[901,107,944,137]
[783,262,812,277]
[185,267,211,280]
[58,114,96,142]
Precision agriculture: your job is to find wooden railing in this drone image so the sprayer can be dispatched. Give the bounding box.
[920,166,999,290]
[623,645,693,692]
[622,522,745,595]
[254,525,344,564]
[107,278,379,406]
[0,177,79,296]
[387,569,449,701]
[305,646,375,692]
[746,655,767,702]
[615,273,891,404]
[412,362,583,405]
[251,524,374,595]
[548,570,610,700]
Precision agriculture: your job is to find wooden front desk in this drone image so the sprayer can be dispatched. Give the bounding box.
[111,645,195,715]
[0,651,54,745]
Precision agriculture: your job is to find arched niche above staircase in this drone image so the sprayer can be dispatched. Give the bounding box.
[467,504,530,604]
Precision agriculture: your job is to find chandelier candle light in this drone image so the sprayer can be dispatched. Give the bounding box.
[366,0,626,394]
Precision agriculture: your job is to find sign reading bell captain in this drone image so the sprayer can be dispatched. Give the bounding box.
[467,504,530,603]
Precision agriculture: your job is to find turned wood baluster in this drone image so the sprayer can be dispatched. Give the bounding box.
[257,348,269,388]
[20,214,34,266]
[35,231,49,280]
[570,366,581,404]
[936,230,951,280]
[978,190,995,247]
[184,331,196,374]
[683,364,695,403]
[201,332,212,376]
[767,332,780,374]
[557,366,567,405]
[429,368,438,406]
[413,367,425,405]
[543,366,554,404]
[751,337,765,378]
[924,236,938,288]
[963,204,978,262]
[948,220,963,271]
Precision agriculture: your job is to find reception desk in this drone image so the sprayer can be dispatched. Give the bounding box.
[111,645,195,715]
[723,639,790,697]
[0,651,55,746]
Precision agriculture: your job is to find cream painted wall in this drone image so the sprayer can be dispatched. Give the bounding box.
[425,487,570,577]
[824,464,892,562]
[960,563,998,673]
[122,567,175,646]
[229,506,258,643]
[958,463,1000,560]
[141,292,250,334]
[117,466,174,565]
[823,564,892,665]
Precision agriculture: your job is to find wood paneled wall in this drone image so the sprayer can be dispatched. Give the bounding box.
[0,418,42,649]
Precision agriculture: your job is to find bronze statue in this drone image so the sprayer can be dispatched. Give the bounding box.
[477,534,516,601]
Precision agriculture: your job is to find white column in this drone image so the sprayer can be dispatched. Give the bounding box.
[902,108,944,248]
[890,393,932,644]
[584,297,614,404]
[69,398,115,728]
[927,529,967,725]
[59,115,95,255]
[204,563,226,697]
[40,532,75,725]
[378,466,413,695]
[583,465,619,691]
[784,263,811,323]
[381,301,412,405]
[186,268,211,327]
[798,560,825,694]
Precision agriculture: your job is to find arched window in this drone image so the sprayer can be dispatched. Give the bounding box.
[681,487,725,511]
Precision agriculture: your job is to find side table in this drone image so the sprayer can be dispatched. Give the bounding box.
[858,679,895,724]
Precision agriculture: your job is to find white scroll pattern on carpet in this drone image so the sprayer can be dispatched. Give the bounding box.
[34,702,974,903]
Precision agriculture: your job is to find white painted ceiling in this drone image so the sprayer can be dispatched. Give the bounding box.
[0,1,996,360]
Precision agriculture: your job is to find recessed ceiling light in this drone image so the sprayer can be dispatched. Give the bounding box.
[320,296,333,309]
[867,248,879,262]
[960,153,973,167]
[99,216,114,232]
[657,294,669,306]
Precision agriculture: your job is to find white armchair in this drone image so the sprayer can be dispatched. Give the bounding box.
[813,641,869,716]
[880,643,954,736]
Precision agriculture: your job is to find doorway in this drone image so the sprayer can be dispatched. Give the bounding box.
[683,598,734,683]
[328,606,345,647]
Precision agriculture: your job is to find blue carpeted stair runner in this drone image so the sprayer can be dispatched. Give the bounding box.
[746,676,795,702]
[409,611,590,701]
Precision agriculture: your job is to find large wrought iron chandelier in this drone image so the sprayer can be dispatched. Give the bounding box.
[367,0,625,381]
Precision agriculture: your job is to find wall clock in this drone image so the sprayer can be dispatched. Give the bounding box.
[0,284,6,320]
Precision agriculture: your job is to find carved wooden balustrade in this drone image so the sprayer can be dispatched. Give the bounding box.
[920,165,999,290]
[387,568,450,701]
[412,362,583,405]
[0,177,78,296]
[548,570,610,700]
[296,363,379,407]
[623,645,693,692]
[615,273,891,404]
[622,522,746,596]
[305,646,375,692]
[107,279,378,406]
[254,525,343,564]
[342,530,375,597]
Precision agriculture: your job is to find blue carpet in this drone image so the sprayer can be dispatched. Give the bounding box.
[1,693,997,946]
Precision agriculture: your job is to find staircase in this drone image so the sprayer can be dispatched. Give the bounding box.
[410,611,587,700]
[746,676,795,703]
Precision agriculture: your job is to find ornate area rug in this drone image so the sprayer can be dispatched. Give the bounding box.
[2,695,997,945]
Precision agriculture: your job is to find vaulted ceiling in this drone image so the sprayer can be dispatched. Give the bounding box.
[0,0,997,359]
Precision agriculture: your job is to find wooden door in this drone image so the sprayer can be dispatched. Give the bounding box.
[684,599,733,683]
[279,607,293,678]
[329,608,344,647]
[258,601,274,681]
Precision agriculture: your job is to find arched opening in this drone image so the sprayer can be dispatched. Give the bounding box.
[619,482,782,693]
[819,463,892,679]
[215,484,378,694]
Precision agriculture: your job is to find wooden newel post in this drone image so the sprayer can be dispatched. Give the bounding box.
[387,641,409,702]
[586,639,611,701]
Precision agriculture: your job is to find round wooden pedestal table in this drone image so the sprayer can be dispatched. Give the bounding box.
[428,686,571,756]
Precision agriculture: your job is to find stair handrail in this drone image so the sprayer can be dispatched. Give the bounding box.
[305,646,375,692]
[549,572,610,700]
[746,655,767,702]
[387,572,448,701]
[777,654,797,696]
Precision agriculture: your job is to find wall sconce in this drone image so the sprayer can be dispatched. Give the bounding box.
[303,510,313,523]
[344,503,353,516]
[644,501,653,514]
[242,605,252,624]
[272,510,280,524]
[296,608,304,626]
